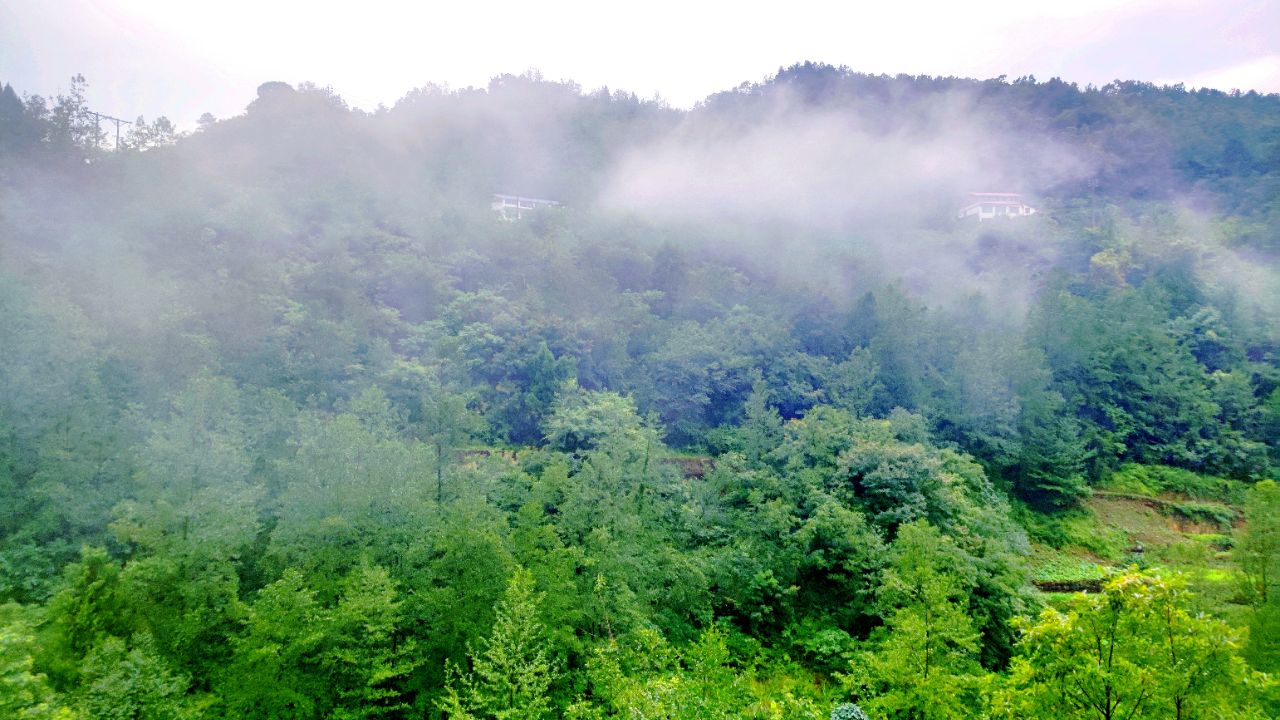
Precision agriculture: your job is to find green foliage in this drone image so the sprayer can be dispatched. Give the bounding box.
[724,373,785,464]
[577,625,826,719]
[1010,571,1267,720]
[1238,480,1280,676]
[75,634,202,720]
[845,521,983,720]
[39,547,132,684]
[322,564,419,719]
[1166,500,1239,528]
[219,569,326,718]
[0,603,71,720]
[220,563,416,720]
[1107,463,1247,503]
[1238,480,1280,605]
[1246,599,1280,674]
[543,381,656,456]
[1015,504,1130,559]
[1031,552,1109,585]
[0,67,1276,719]
[1032,284,1271,481]
[439,568,560,720]
[112,373,261,558]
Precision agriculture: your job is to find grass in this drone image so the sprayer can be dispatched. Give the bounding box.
[1104,463,1248,504]
[1015,502,1130,558]
[1187,532,1233,550]
[1167,500,1238,528]
[1021,464,1251,627]
[1031,549,1110,584]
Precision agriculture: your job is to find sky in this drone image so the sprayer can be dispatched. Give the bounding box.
[2,0,1278,127]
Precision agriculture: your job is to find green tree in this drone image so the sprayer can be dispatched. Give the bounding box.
[825,347,888,418]
[440,568,559,720]
[268,392,433,580]
[1238,480,1280,673]
[220,564,415,720]
[579,625,824,719]
[1011,571,1266,720]
[324,565,418,719]
[1238,479,1280,605]
[0,603,72,719]
[543,381,656,458]
[218,569,326,719]
[735,372,784,465]
[38,547,132,684]
[402,505,515,691]
[113,373,260,557]
[76,634,201,720]
[847,521,981,720]
[419,383,485,504]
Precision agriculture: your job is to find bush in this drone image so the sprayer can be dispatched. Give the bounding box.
[1108,464,1246,503]
[831,702,871,720]
[1168,501,1239,528]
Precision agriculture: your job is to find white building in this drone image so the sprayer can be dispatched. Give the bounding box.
[492,194,561,220]
[957,192,1037,221]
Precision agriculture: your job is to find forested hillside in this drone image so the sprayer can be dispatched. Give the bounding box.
[1,65,1278,718]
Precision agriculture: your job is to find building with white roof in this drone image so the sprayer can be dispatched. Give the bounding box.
[492,194,561,220]
[957,192,1037,221]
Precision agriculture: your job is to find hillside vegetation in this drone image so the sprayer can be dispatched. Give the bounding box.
[1,66,1278,718]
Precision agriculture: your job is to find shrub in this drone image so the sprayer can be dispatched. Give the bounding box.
[832,702,871,720]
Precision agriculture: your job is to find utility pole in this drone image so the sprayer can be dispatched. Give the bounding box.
[88,111,132,151]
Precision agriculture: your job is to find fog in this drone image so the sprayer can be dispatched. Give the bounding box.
[585,84,1108,317]
[598,88,1088,228]
[6,68,1277,337]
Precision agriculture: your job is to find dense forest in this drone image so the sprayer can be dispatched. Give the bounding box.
[1,64,1279,718]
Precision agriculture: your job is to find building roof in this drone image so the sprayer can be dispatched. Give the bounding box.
[492,193,561,206]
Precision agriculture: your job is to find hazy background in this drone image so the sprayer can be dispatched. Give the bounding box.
[3,0,1278,127]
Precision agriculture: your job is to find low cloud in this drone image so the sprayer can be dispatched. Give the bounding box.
[596,88,1092,316]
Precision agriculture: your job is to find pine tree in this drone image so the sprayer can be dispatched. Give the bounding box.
[440,568,559,720]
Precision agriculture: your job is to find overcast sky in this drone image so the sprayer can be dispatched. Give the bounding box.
[3,0,1278,127]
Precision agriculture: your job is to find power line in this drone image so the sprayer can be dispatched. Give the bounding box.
[87,110,132,151]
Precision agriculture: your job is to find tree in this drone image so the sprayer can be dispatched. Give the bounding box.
[542,381,656,458]
[76,634,201,720]
[113,373,260,558]
[417,382,485,504]
[322,564,418,720]
[1238,480,1280,673]
[219,569,326,719]
[578,625,825,719]
[0,603,71,719]
[0,83,42,156]
[825,347,888,418]
[39,547,132,684]
[125,116,178,151]
[46,74,101,152]
[735,373,784,465]
[1011,571,1266,720]
[221,564,415,720]
[268,392,433,579]
[846,521,981,720]
[1238,480,1280,605]
[439,568,559,720]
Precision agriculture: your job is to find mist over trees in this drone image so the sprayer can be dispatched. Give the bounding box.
[1,65,1278,717]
